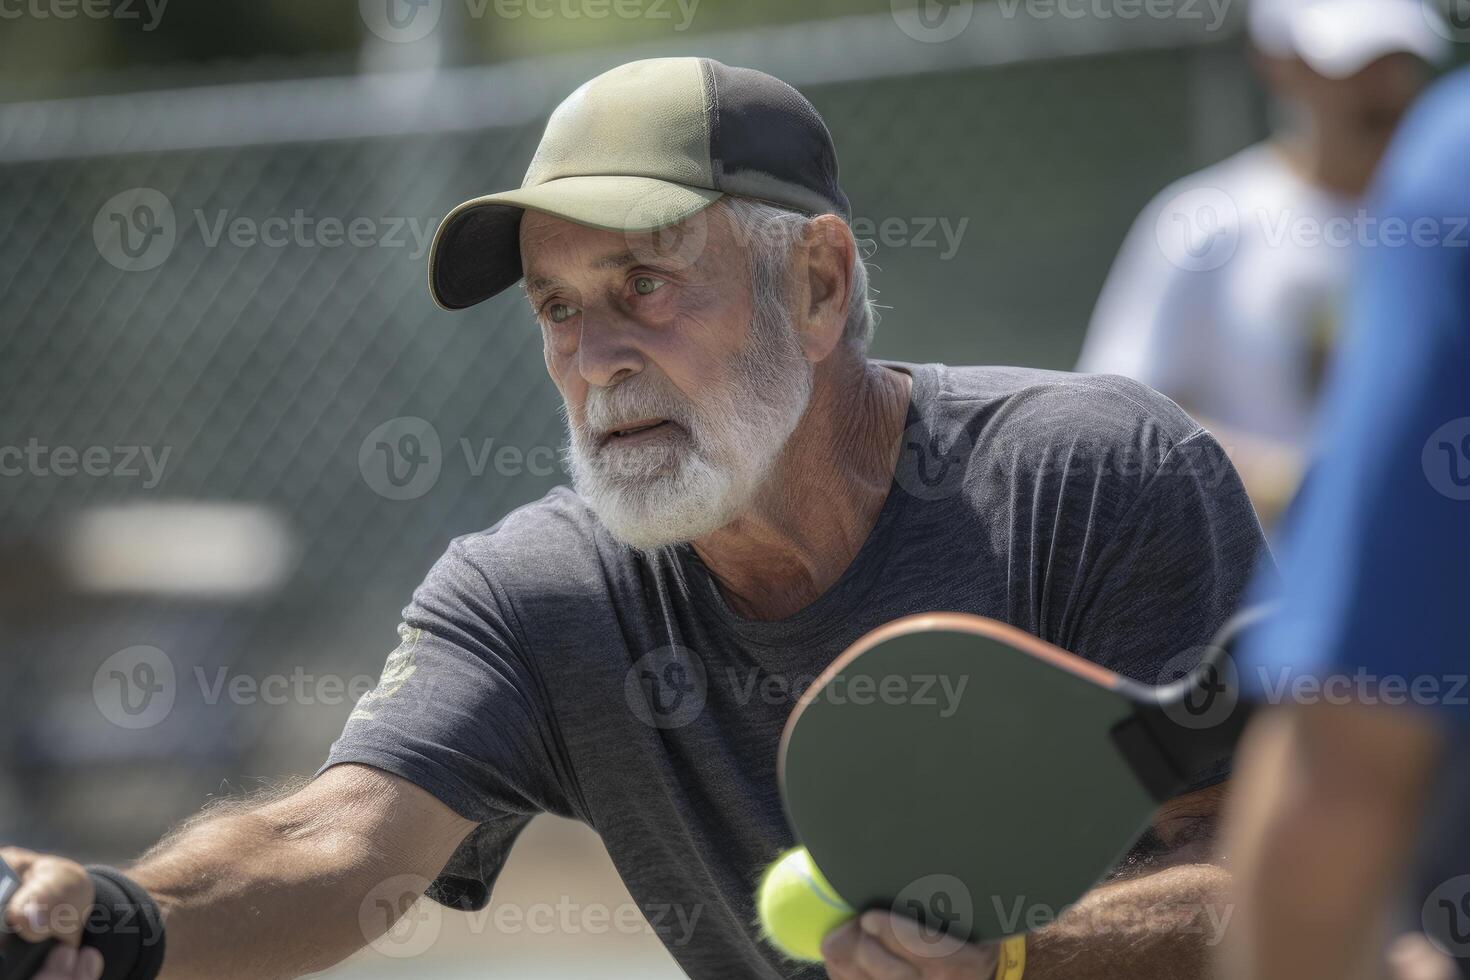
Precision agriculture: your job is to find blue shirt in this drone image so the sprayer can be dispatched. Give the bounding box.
[1243,69,1470,726]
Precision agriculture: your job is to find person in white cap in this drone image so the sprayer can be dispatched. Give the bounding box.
[1076,0,1449,529]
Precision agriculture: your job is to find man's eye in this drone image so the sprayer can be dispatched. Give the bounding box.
[546,302,577,324]
[632,275,664,296]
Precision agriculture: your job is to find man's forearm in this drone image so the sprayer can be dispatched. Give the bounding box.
[1022,863,1233,980]
[126,766,474,980]
[1223,707,1441,980]
[129,805,383,980]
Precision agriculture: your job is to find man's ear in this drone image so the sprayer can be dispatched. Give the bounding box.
[791,214,857,363]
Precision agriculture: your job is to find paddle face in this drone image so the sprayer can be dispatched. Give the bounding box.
[779,614,1161,945]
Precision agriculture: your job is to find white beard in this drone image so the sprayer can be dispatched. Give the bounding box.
[565,304,813,550]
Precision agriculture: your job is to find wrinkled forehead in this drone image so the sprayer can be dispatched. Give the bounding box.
[519,206,736,287]
[519,211,626,266]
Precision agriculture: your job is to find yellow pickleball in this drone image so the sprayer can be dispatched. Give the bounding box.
[757,846,856,961]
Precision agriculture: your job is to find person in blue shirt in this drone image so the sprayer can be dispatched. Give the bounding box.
[1225,65,1470,980]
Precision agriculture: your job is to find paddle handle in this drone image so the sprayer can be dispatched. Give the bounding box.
[1,856,57,980]
[1119,605,1274,800]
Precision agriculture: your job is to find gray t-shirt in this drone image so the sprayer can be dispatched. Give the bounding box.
[322,362,1268,979]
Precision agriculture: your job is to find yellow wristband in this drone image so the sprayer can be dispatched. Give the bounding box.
[995,934,1026,980]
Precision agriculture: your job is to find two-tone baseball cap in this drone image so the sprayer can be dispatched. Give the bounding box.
[1248,0,1450,78]
[428,57,852,311]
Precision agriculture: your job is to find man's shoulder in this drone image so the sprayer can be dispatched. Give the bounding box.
[921,363,1231,503]
[1135,142,1295,230]
[436,485,624,598]
[934,364,1204,452]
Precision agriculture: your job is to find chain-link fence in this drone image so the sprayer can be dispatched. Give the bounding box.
[0,10,1263,859]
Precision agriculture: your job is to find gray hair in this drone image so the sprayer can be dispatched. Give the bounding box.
[714,196,879,350]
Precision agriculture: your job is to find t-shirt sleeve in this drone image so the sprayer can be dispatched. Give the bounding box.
[1066,428,1269,680]
[1075,187,1214,399]
[319,538,572,910]
[1049,423,1271,788]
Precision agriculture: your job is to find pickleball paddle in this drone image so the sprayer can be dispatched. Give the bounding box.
[778,606,1267,945]
[0,856,55,980]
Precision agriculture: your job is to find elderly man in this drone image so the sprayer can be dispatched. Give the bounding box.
[3,59,1265,980]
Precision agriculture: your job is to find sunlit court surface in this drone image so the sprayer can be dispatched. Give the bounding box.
[1,2,1467,980]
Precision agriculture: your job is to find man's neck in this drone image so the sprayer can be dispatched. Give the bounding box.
[1273,129,1377,199]
[690,356,913,621]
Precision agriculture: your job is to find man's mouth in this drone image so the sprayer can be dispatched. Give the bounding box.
[600,418,677,446]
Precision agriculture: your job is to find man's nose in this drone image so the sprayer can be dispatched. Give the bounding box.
[576,310,644,388]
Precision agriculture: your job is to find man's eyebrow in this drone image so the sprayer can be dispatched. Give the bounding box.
[523,250,643,302]
[523,274,562,301]
[592,249,639,271]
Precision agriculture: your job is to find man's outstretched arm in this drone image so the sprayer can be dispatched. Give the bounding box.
[2,763,477,980]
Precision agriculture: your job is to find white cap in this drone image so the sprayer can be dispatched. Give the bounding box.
[1249,0,1452,78]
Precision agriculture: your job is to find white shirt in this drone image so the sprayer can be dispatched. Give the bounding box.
[1077,143,1358,448]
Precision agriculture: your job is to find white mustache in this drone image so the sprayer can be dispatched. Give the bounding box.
[580,376,697,441]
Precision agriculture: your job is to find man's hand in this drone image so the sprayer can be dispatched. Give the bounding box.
[822,911,1001,980]
[819,784,1231,980]
[0,847,104,980]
